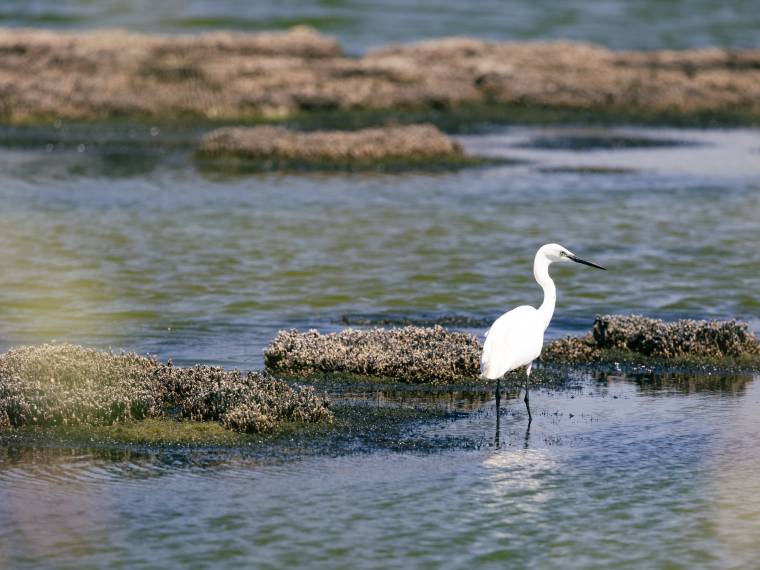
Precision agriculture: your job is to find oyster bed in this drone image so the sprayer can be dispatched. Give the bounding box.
[266,315,760,382]
[0,344,331,434]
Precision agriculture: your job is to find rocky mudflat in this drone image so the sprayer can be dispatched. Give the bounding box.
[1,27,758,124]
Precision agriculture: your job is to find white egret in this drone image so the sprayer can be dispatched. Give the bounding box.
[481,243,605,423]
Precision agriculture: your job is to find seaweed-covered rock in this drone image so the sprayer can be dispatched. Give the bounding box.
[196,124,466,169]
[265,326,481,383]
[0,344,164,427]
[0,344,332,433]
[542,315,760,362]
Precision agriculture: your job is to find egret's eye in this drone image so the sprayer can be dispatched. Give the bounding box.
[560,251,566,256]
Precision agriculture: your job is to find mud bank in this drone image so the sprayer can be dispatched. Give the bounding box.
[0,344,331,435]
[265,316,760,382]
[196,124,479,170]
[1,27,758,125]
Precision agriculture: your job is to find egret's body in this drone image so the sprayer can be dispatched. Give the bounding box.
[481,243,605,422]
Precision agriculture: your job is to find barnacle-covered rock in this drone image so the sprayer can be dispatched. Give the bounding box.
[265,325,481,383]
[0,344,332,434]
[542,315,760,362]
[266,315,760,382]
[160,363,332,432]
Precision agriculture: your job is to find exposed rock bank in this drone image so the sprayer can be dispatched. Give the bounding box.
[197,124,471,170]
[265,326,481,383]
[265,316,760,382]
[0,344,332,433]
[542,314,760,363]
[1,27,758,124]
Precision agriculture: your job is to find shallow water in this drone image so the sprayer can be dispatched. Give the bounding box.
[2,124,760,567]
[1,125,759,368]
[1,0,759,53]
[2,372,760,568]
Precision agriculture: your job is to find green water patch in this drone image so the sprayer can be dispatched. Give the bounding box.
[0,11,83,24]
[169,15,355,32]
[6,100,759,134]
[2,419,249,447]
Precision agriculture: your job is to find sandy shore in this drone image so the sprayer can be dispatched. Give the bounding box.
[1,27,758,124]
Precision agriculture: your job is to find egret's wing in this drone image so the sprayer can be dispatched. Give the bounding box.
[480,306,543,379]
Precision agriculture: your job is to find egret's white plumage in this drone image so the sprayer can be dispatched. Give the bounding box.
[481,305,544,380]
[481,243,605,422]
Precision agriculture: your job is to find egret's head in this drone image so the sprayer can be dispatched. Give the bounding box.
[538,243,606,270]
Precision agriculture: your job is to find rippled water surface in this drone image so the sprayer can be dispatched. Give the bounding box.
[1,0,759,52]
[1,124,760,568]
[1,126,759,368]
[2,373,760,568]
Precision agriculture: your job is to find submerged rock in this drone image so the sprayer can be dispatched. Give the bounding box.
[0,28,758,124]
[542,315,760,363]
[0,344,332,433]
[265,326,481,383]
[196,124,468,169]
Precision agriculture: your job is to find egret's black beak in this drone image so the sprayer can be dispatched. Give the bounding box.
[569,254,606,270]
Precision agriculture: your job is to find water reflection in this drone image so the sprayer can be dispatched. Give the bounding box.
[709,375,760,565]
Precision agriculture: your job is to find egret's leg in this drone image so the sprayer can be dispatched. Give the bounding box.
[494,378,501,448]
[524,363,533,424]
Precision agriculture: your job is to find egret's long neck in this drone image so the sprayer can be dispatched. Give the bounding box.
[534,255,556,331]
